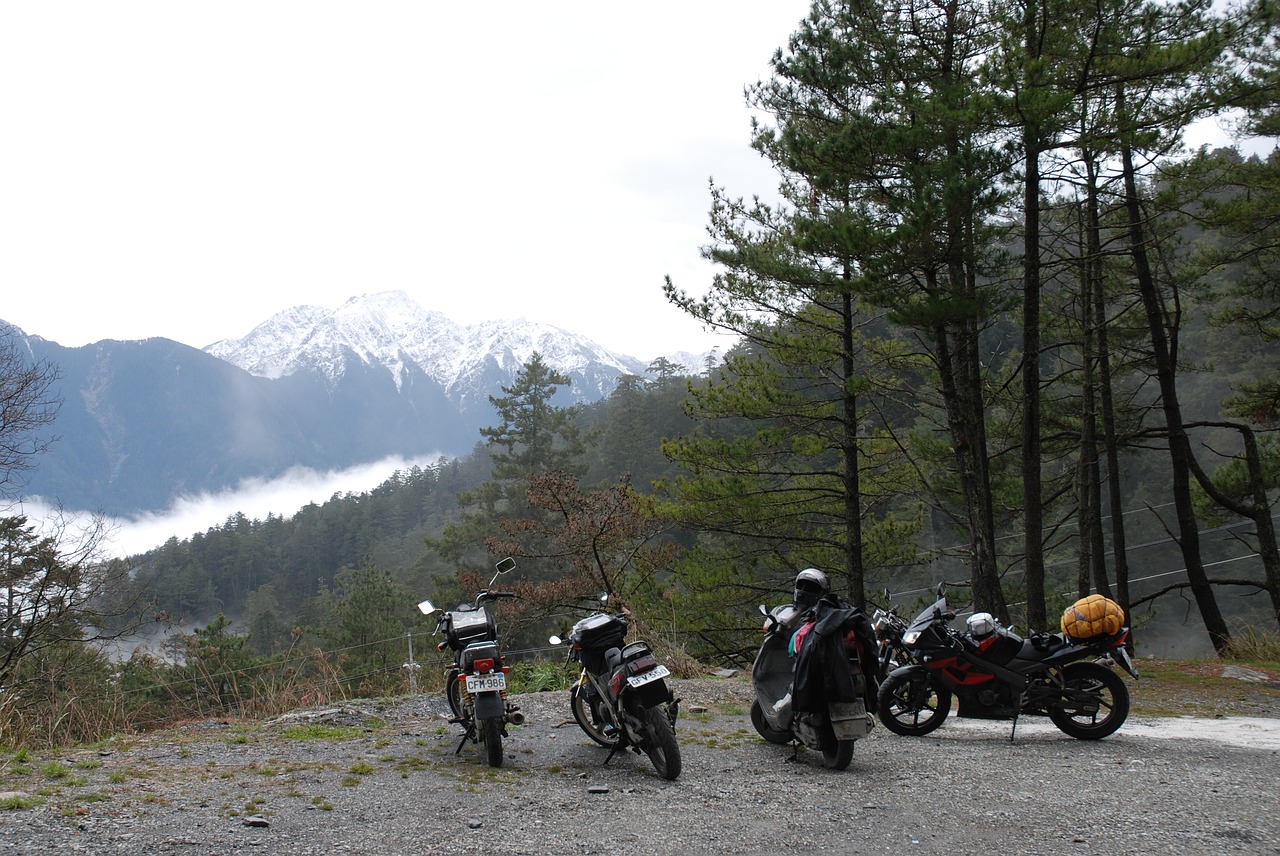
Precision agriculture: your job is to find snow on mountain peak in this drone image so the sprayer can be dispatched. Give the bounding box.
[204,290,653,399]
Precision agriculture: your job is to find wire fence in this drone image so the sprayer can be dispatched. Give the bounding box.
[88,629,577,736]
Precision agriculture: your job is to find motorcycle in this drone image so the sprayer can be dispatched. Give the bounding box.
[876,586,1140,740]
[750,597,875,770]
[417,557,524,767]
[870,601,912,683]
[549,601,682,780]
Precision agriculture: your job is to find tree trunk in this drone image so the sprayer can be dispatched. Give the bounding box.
[1022,104,1046,631]
[1086,154,1132,617]
[1118,92,1230,654]
[841,281,866,609]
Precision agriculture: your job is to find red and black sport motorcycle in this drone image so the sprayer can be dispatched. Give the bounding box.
[877,588,1139,740]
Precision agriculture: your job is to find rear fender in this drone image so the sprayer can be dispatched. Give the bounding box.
[473,691,504,720]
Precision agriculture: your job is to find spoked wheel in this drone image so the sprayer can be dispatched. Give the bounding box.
[822,737,855,771]
[643,705,682,781]
[570,686,619,748]
[877,671,952,736]
[1049,661,1130,740]
[482,717,504,767]
[750,700,793,745]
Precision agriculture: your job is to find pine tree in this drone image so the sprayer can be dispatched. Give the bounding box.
[428,353,587,581]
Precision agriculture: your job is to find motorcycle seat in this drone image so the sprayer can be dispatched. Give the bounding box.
[603,647,623,675]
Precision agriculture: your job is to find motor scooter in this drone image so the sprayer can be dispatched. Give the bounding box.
[750,597,874,771]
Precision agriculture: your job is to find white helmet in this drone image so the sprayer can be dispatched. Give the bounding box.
[967,612,996,637]
[793,568,830,609]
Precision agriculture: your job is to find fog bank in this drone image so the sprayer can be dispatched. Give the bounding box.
[19,454,444,559]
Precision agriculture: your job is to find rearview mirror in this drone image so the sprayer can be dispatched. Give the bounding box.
[417,599,436,615]
[495,556,516,575]
[549,635,562,645]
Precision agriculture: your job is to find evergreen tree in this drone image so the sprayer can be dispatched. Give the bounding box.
[428,353,586,581]
[666,0,1008,615]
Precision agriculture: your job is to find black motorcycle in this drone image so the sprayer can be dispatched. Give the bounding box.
[877,587,1140,740]
[550,603,682,780]
[417,557,524,767]
[870,601,912,683]
[750,597,875,770]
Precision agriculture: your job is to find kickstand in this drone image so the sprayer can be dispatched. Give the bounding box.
[785,741,799,763]
[1009,712,1019,743]
[603,745,619,767]
[454,732,468,755]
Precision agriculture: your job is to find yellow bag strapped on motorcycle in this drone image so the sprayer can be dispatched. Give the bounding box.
[1060,594,1123,640]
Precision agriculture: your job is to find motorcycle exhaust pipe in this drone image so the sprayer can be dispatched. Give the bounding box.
[506,710,525,726]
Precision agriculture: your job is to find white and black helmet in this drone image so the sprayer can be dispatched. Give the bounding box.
[793,568,830,609]
[967,612,996,638]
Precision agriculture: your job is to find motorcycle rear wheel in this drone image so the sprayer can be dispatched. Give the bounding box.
[643,705,682,780]
[570,686,619,748]
[749,700,793,745]
[446,670,463,717]
[1048,661,1129,739]
[482,717,504,767]
[877,672,952,736]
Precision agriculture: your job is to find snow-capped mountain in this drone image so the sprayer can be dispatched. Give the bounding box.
[7,295,723,516]
[204,291,652,411]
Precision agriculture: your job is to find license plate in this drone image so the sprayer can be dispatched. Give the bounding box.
[1110,647,1140,679]
[466,672,507,693]
[626,663,670,688]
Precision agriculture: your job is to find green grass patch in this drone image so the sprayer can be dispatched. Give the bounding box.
[0,793,43,810]
[40,761,70,780]
[508,660,573,693]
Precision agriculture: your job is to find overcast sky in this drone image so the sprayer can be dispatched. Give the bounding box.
[1,2,814,360]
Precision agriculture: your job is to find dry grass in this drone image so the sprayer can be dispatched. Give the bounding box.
[1129,657,1280,718]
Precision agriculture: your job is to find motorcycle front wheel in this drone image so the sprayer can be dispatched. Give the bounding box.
[822,737,855,771]
[570,686,619,748]
[1048,661,1130,739]
[643,705,682,781]
[877,671,952,736]
[749,699,793,745]
[482,717,504,767]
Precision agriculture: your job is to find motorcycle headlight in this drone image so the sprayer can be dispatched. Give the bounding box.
[903,630,921,645]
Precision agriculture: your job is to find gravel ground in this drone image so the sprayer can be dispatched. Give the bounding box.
[2,675,1278,856]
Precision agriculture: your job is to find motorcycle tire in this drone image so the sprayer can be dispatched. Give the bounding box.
[1048,661,1130,740]
[877,671,952,736]
[749,700,793,745]
[643,705,682,781]
[822,738,855,771]
[446,672,463,718]
[482,717,504,767]
[570,686,620,748]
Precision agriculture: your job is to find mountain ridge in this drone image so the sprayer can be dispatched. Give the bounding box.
[4,293,725,515]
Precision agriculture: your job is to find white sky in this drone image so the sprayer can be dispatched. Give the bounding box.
[0,2,814,360]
